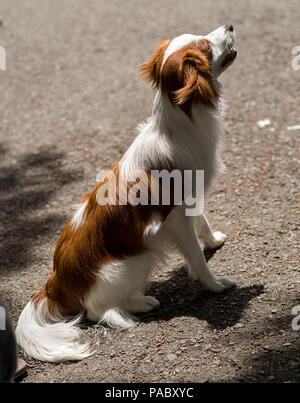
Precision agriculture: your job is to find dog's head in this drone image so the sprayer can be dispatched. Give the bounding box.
[141,25,237,113]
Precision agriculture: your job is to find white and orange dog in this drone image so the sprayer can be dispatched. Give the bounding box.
[16,25,238,362]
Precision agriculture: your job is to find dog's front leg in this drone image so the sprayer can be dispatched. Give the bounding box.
[167,207,235,293]
[194,214,227,250]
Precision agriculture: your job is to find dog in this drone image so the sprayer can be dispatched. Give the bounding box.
[16,24,238,362]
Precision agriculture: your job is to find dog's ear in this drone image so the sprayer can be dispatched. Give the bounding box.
[140,39,171,88]
[174,43,219,109]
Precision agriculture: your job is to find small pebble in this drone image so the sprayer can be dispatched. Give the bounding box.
[257,119,271,128]
[258,370,265,375]
[167,353,177,361]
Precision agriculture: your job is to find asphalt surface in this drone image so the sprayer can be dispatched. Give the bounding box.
[0,0,299,383]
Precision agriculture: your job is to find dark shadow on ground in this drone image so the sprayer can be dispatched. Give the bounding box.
[237,344,300,383]
[138,266,264,330]
[223,314,300,383]
[0,144,83,272]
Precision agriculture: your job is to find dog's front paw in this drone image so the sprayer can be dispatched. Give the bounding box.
[213,231,227,245]
[204,275,236,293]
[204,231,227,250]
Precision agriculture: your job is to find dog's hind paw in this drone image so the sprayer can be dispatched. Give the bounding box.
[125,295,160,313]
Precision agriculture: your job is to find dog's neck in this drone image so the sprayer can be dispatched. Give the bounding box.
[150,89,224,156]
[151,89,222,137]
[119,88,225,184]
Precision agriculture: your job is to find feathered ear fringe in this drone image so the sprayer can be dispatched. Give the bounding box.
[173,48,219,109]
[140,39,171,88]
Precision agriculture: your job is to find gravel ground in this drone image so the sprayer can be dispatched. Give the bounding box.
[0,0,299,383]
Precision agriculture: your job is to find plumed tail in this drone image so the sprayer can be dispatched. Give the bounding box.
[15,296,92,362]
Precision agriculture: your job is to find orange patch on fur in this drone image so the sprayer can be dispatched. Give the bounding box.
[140,39,171,88]
[34,164,174,316]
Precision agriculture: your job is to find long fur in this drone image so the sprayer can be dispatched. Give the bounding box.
[16,26,237,362]
[16,300,91,362]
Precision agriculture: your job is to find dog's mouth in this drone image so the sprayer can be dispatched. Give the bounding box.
[221,47,238,67]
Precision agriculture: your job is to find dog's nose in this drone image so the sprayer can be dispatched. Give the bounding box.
[225,24,234,32]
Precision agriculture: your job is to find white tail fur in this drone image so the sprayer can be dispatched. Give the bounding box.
[16,299,137,362]
[15,299,92,362]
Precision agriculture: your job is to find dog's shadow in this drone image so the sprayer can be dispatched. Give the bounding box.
[140,267,263,330]
[82,248,264,331]
[137,248,264,330]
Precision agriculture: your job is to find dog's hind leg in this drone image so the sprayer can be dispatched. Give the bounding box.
[123,293,160,313]
[84,254,157,328]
